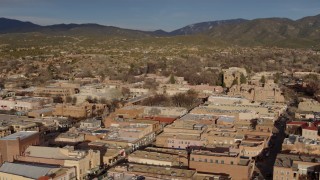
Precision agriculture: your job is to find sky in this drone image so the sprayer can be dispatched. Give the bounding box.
[0,0,320,31]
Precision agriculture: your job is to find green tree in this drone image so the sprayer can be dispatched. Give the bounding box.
[53,96,63,103]
[169,74,176,84]
[72,97,77,104]
[240,73,247,84]
[65,96,72,103]
[274,73,281,84]
[231,77,238,86]
[260,75,266,84]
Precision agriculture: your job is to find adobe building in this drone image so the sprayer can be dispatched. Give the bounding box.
[223,67,247,88]
[228,83,285,103]
[189,147,255,180]
[282,134,320,155]
[108,163,197,180]
[0,131,40,164]
[273,153,320,180]
[53,102,106,119]
[128,149,188,167]
[34,86,77,97]
[295,98,320,119]
[0,162,76,180]
[17,146,100,180]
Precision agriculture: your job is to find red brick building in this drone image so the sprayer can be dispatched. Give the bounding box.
[0,131,40,164]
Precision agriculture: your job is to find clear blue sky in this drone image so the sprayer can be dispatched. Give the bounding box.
[1,0,320,31]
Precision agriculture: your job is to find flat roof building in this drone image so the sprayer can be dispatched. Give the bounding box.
[0,131,40,164]
[0,162,76,180]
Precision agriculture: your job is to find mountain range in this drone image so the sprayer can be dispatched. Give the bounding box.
[1,14,320,47]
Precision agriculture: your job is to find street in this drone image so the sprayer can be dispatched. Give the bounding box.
[254,116,287,180]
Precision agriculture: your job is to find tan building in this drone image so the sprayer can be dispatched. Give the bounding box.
[298,99,320,112]
[239,135,269,159]
[128,150,188,167]
[53,103,106,119]
[302,122,319,140]
[34,86,77,97]
[223,67,247,88]
[17,146,100,180]
[155,118,208,149]
[11,121,40,132]
[228,83,285,103]
[249,71,279,85]
[273,153,320,180]
[0,96,52,112]
[0,162,76,180]
[190,106,259,121]
[0,126,11,138]
[100,123,156,152]
[0,131,40,164]
[55,131,85,144]
[27,108,53,118]
[282,135,320,155]
[104,105,186,127]
[108,163,196,180]
[189,147,255,180]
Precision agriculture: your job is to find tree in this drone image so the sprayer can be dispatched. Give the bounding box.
[250,119,258,130]
[92,97,98,104]
[218,72,224,86]
[99,98,108,104]
[99,72,106,82]
[141,94,170,106]
[231,77,238,86]
[304,74,320,96]
[86,96,93,103]
[274,73,281,84]
[260,75,266,84]
[168,74,176,84]
[121,87,130,97]
[72,97,77,104]
[0,82,4,90]
[143,79,159,90]
[53,96,63,103]
[171,90,200,109]
[240,73,247,84]
[65,96,72,103]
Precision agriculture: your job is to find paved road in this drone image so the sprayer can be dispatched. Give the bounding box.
[254,116,287,180]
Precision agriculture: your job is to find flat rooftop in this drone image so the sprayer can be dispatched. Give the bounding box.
[0,162,60,179]
[129,150,181,163]
[274,153,320,168]
[0,131,38,140]
[111,163,196,178]
[180,114,217,121]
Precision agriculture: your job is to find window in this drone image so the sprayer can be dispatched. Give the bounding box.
[191,158,194,161]
[231,161,233,165]
[210,159,213,163]
[215,160,218,163]
[204,159,207,162]
[221,160,224,164]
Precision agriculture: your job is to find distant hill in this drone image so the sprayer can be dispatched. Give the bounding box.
[169,19,248,35]
[1,14,320,48]
[204,16,320,47]
[0,18,151,38]
[0,18,40,33]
